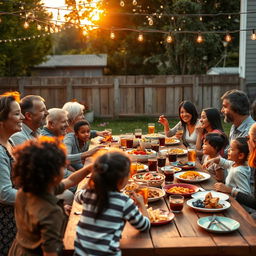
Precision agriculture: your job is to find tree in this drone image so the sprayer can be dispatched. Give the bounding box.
[0,0,52,76]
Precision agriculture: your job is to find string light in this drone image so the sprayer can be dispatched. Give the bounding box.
[110,31,115,39]
[225,33,232,42]
[166,34,173,43]
[132,0,137,5]
[37,23,41,30]
[199,16,203,21]
[196,33,203,43]
[148,17,153,26]
[228,15,232,19]
[23,21,29,29]
[251,29,256,40]
[138,33,143,42]
[120,1,125,7]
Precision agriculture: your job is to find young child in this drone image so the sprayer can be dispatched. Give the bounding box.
[202,133,227,182]
[8,137,92,256]
[74,150,150,256]
[64,120,103,170]
[205,137,251,196]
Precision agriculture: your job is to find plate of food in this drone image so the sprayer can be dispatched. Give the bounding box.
[144,133,165,140]
[187,192,231,212]
[132,172,165,187]
[192,191,229,201]
[197,216,240,233]
[168,148,188,156]
[147,207,175,226]
[163,183,199,197]
[100,135,119,144]
[174,171,211,183]
[165,137,180,146]
[172,160,196,170]
[126,149,157,161]
[161,165,182,173]
[130,163,148,173]
[148,187,166,202]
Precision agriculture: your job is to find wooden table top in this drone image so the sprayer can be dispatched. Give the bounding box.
[63,140,256,256]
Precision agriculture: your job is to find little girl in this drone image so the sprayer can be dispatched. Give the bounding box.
[202,133,227,182]
[205,137,251,196]
[64,120,103,170]
[74,150,150,256]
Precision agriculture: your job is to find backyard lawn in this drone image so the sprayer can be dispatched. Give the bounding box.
[90,117,232,136]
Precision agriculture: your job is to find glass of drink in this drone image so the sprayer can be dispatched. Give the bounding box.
[176,126,184,139]
[168,151,177,163]
[148,123,155,134]
[157,153,166,168]
[151,139,159,152]
[126,133,134,149]
[134,129,142,139]
[159,136,165,146]
[135,181,149,206]
[130,162,138,178]
[169,195,184,213]
[148,158,157,172]
[162,168,174,183]
[187,148,196,164]
[120,136,127,148]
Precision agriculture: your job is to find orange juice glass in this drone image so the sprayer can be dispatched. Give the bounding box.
[148,123,155,134]
[187,148,196,163]
[136,182,148,205]
[120,136,127,147]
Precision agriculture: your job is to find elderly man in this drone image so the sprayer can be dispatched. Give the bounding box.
[221,89,255,140]
[11,95,48,145]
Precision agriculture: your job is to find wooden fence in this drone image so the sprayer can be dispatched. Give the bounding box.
[0,75,241,118]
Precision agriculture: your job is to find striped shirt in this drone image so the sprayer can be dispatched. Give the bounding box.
[74,189,150,256]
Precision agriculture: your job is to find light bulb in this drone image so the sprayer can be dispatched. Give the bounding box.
[120,1,125,7]
[138,33,143,42]
[37,24,41,30]
[45,26,49,32]
[171,16,174,20]
[228,15,231,19]
[24,21,29,29]
[132,0,137,5]
[199,16,203,21]
[196,34,203,43]
[225,33,232,42]
[166,35,173,43]
[251,30,256,40]
[82,30,87,36]
[110,31,115,39]
[148,18,153,26]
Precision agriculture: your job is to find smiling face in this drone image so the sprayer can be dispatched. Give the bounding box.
[200,111,211,130]
[202,140,217,156]
[221,99,235,123]
[30,100,48,128]
[179,107,192,124]
[228,140,242,162]
[50,112,68,136]
[76,124,90,142]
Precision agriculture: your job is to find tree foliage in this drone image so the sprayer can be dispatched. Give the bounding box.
[0,0,52,76]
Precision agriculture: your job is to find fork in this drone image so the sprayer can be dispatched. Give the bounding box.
[207,214,216,228]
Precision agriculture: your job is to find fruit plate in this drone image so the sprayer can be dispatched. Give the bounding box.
[174,171,211,183]
[148,208,175,226]
[163,183,199,197]
[165,138,181,146]
[187,198,231,212]
[197,216,240,233]
[192,191,229,201]
[148,187,166,202]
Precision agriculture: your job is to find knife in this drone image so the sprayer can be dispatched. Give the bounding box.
[207,214,216,228]
[215,216,231,231]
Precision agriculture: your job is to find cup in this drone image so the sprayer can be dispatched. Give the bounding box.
[135,181,149,205]
[130,163,138,178]
[151,139,159,152]
[120,136,127,148]
[157,153,166,168]
[159,136,165,146]
[169,195,184,213]
[187,148,196,164]
[148,158,157,172]
[168,151,177,163]
[134,129,142,139]
[163,169,174,183]
[176,127,184,138]
[148,123,155,134]
[126,133,134,149]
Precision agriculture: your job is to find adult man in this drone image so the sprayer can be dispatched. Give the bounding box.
[11,95,48,146]
[221,89,255,140]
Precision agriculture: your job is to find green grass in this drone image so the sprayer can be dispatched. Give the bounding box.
[90,117,232,136]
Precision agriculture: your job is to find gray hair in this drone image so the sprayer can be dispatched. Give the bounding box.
[221,89,250,115]
[46,108,68,125]
[62,101,85,123]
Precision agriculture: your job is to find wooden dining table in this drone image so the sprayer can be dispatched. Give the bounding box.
[63,138,256,256]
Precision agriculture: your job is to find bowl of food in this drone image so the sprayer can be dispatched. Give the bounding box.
[168,148,188,156]
[165,138,180,146]
[126,149,156,162]
[132,172,165,187]
[163,183,199,197]
[148,187,166,202]
[174,171,211,183]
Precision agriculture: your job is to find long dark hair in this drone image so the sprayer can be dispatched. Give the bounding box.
[90,151,130,219]
[179,100,198,128]
[203,108,224,132]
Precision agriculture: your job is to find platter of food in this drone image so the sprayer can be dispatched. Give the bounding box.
[163,183,199,197]
[167,148,188,156]
[192,191,229,201]
[100,135,119,144]
[147,207,175,226]
[174,171,211,183]
[197,216,240,233]
[126,149,157,161]
[187,192,231,212]
[148,187,166,202]
[165,138,180,146]
[144,133,165,140]
[132,172,165,187]
[130,163,148,173]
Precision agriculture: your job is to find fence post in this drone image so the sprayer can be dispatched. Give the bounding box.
[193,75,199,108]
[113,78,120,118]
[18,77,25,96]
[66,78,73,101]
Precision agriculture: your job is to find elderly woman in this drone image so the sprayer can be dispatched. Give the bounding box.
[0,91,24,255]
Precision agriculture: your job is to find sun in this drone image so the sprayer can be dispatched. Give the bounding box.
[41,0,103,31]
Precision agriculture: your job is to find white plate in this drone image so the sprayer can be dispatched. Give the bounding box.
[187,198,231,212]
[144,133,165,139]
[148,187,166,202]
[174,171,211,183]
[165,148,188,156]
[161,165,182,173]
[197,216,240,233]
[165,138,180,145]
[126,149,157,161]
[192,191,229,201]
[130,163,148,172]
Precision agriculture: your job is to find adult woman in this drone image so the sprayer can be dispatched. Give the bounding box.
[196,108,228,152]
[0,91,24,255]
[158,100,199,148]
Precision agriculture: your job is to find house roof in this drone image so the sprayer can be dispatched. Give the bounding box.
[36,54,107,68]
[207,67,239,75]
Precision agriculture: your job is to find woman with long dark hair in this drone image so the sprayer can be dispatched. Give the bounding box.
[158,100,199,148]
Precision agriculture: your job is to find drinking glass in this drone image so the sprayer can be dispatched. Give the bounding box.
[134,129,142,139]
[168,151,177,163]
[135,181,149,206]
[151,139,159,152]
[148,123,155,134]
[148,158,157,172]
[169,195,184,213]
[163,169,174,183]
[176,126,184,139]
[187,148,196,164]
[126,133,134,149]
[157,153,166,168]
[120,135,127,148]
[159,136,165,146]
